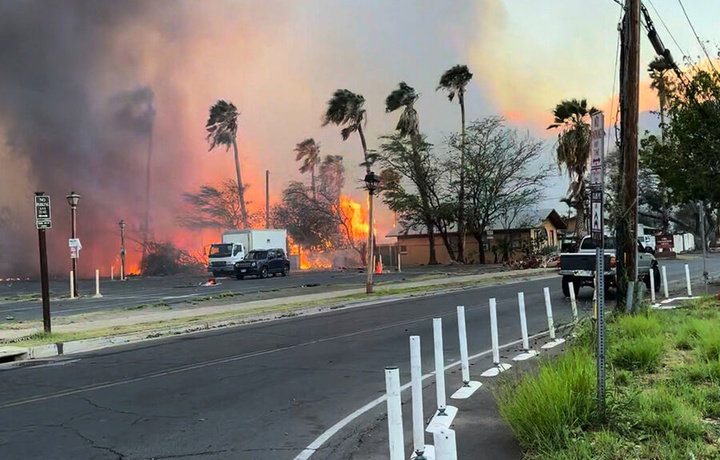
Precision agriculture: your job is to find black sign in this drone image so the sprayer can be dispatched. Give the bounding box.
[34,195,52,229]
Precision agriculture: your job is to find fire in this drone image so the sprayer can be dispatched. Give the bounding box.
[340,195,369,241]
[291,195,369,270]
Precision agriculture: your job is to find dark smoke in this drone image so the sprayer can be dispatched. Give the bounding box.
[0,1,169,277]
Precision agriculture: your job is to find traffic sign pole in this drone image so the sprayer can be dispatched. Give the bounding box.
[35,192,51,333]
[590,112,606,417]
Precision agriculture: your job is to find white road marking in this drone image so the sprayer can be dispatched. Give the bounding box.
[292,330,551,460]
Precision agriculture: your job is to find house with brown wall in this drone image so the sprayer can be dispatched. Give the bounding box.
[386,208,567,266]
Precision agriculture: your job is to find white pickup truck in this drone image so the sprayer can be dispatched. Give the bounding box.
[558,236,660,297]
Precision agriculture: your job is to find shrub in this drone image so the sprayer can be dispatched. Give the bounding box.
[495,348,596,453]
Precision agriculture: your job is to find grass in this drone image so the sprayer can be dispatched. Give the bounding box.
[495,296,720,460]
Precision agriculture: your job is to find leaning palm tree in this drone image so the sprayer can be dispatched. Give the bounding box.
[385,82,438,265]
[322,89,377,283]
[437,64,473,263]
[322,89,370,171]
[385,82,420,138]
[547,98,599,237]
[294,138,321,199]
[206,100,249,228]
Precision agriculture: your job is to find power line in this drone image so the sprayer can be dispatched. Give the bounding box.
[646,0,689,62]
[676,0,719,74]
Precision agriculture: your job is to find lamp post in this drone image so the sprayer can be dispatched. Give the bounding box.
[66,191,80,298]
[119,220,126,281]
[364,172,380,294]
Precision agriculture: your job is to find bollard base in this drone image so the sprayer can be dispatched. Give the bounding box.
[426,405,458,433]
[513,349,539,361]
[450,380,482,400]
[410,445,435,460]
[480,362,512,377]
[541,338,565,349]
[92,294,103,298]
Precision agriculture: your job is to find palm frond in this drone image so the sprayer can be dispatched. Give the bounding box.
[206,100,239,151]
[437,64,473,101]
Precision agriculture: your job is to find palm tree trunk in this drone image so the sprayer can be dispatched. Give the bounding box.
[576,203,587,236]
[311,165,316,200]
[357,124,370,173]
[143,122,153,259]
[357,123,374,292]
[232,139,249,228]
[457,94,467,263]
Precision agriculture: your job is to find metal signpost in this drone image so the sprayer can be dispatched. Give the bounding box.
[590,112,606,415]
[34,193,52,333]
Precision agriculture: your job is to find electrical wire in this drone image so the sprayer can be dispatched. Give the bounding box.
[646,0,689,62]
[608,4,623,150]
[676,0,719,74]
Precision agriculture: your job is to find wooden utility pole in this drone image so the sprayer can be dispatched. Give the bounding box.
[265,169,270,229]
[621,0,641,293]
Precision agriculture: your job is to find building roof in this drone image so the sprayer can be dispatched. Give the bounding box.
[385,208,566,238]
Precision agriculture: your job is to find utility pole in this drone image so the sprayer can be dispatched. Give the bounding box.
[119,220,126,281]
[265,169,270,229]
[619,0,641,306]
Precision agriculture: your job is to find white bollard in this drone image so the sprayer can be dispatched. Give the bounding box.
[662,265,669,299]
[489,298,500,365]
[433,318,447,413]
[457,306,470,383]
[650,269,656,304]
[427,318,458,433]
[542,287,565,349]
[397,253,402,273]
[94,269,102,298]
[451,307,482,399]
[568,282,578,323]
[70,271,75,299]
[513,293,539,362]
[544,287,555,339]
[685,264,692,297]
[432,429,458,460]
[481,298,512,377]
[409,336,428,458]
[111,266,114,281]
[385,366,405,460]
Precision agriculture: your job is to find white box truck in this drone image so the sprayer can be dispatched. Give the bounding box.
[207,229,287,276]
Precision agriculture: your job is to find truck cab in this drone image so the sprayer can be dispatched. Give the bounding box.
[208,243,245,277]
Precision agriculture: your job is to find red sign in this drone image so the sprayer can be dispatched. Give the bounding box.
[656,234,674,251]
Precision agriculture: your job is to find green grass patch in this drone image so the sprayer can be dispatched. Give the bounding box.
[496,297,720,460]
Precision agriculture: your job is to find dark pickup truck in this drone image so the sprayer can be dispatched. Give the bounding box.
[559,236,660,297]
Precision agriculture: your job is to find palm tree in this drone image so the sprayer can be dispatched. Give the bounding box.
[437,64,473,263]
[322,89,376,285]
[322,89,370,171]
[206,100,249,228]
[385,82,438,265]
[385,82,420,138]
[648,57,674,142]
[547,98,599,237]
[294,138,321,199]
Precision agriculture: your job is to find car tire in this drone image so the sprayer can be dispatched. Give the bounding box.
[282,265,289,277]
[236,274,244,280]
[561,275,579,298]
[260,266,268,279]
[212,271,220,277]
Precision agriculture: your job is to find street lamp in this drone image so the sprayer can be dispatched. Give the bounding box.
[66,191,80,297]
[119,220,126,281]
[364,171,380,294]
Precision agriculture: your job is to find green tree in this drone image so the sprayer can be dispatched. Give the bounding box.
[453,117,549,263]
[437,64,473,263]
[547,98,599,237]
[384,82,439,264]
[322,89,374,171]
[294,138,321,199]
[378,134,443,264]
[205,100,249,228]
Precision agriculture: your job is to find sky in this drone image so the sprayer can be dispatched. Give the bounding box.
[0,0,719,276]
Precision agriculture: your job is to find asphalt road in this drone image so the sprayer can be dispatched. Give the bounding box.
[1,255,717,322]
[0,256,718,460]
[0,265,506,322]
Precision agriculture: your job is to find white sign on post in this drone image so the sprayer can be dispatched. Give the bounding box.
[69,238,82,259]
[35,195,52,229]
